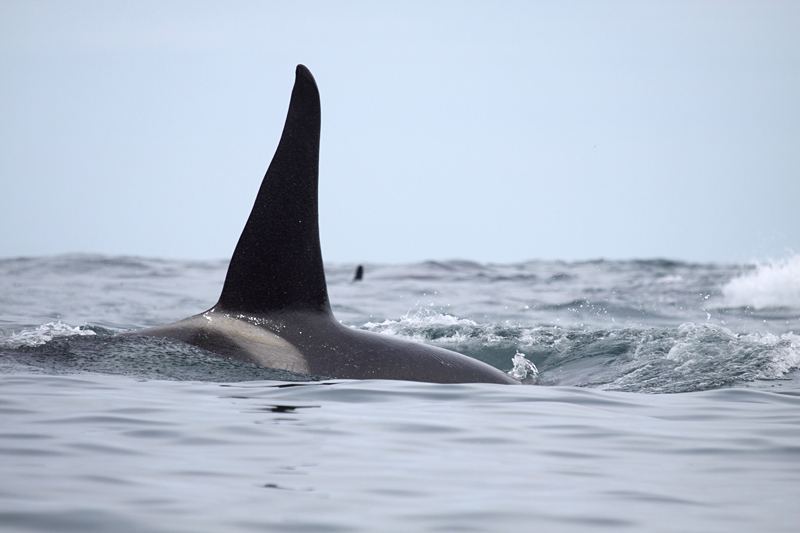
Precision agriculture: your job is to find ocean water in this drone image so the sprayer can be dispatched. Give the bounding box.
[1,254,799,532]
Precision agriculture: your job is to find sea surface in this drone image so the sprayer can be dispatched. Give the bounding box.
[1,254,800,532]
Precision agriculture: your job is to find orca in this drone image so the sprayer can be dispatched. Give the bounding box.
[126,65,518,385]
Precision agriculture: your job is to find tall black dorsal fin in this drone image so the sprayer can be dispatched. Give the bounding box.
[215,65,330,316]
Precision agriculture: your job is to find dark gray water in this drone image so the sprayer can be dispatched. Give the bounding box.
[1,255,799,531]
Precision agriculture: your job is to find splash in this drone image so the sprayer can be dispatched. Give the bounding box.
[722,254,800,309]
[508,352,539,383]
[3,322,96,349]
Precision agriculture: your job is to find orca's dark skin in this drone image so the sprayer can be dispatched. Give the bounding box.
[125,65,518,385]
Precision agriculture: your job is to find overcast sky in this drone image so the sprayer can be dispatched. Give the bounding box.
[2,1,798,264]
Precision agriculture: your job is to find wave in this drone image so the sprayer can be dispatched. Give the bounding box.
[2,322,96,348]
[360,310,800,393]
[722,254,800,310]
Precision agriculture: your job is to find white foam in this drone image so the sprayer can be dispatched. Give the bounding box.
[755,331,800,380]
[3,322,96,348]
[361,309,480,342]
[722,254,800,309]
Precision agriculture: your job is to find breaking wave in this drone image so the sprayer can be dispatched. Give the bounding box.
[2,322,96,349]
[359,309,800,393]
[722,254,800,309]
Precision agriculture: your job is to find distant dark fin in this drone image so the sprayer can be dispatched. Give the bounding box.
[353,265,364,282]
[216,65,330,315]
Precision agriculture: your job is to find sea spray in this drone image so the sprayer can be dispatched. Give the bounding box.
[722,254,800,309]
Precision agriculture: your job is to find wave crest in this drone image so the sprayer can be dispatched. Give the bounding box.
[359,310,800,392]
[2,322,97,349]
[722,254,800,309]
